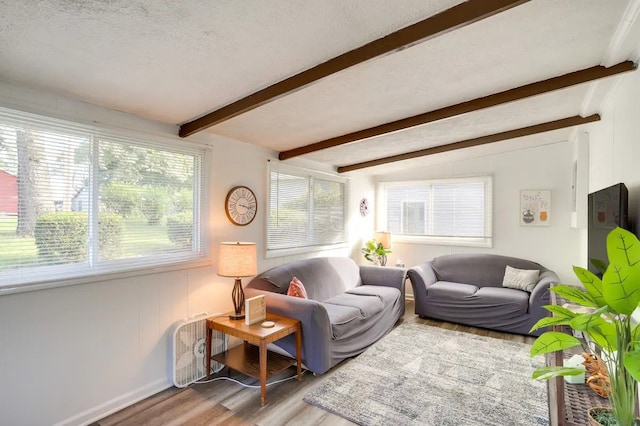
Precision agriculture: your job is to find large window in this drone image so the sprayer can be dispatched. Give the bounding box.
[0,107,209,291]
[379,176,492,247]
[267,162,347,255]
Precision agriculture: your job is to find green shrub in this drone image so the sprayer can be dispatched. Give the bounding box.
[34,212,123,263]
[98,213,123,260]
[101,183,139,217]
[140,187,169,225]
[166,212,192,248]
[173,189,193,213]
[35,212,88,263]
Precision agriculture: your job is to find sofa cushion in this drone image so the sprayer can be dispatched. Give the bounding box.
[324,292,384,318]
[431,253,544,288]
[346,285,400,306]
[428,281,479,299]
[322,303,361,339]
[475,287,530,314]
[502,265,539,292]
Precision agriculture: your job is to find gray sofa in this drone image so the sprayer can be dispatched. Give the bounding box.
[244,257,406,374]
[407,253,559,336]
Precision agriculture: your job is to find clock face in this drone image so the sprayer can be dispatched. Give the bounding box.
[225,186,257,226]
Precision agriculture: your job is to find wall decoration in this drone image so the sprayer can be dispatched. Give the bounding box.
[592,186,621,229]
[225,186,257,226]
[520,190,551,226]
[359,198,369,217]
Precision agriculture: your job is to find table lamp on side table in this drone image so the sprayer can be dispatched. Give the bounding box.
[218,242,257,320]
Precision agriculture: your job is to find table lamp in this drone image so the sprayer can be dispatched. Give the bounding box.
[218,242,257,320]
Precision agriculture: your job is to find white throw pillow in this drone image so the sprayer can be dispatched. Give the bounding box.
[502,265,540,292]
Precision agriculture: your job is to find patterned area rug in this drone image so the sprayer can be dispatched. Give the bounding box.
[304,322,549,426]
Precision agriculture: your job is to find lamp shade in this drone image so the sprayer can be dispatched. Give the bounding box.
[373,231,391,249]
[217,242,257,278]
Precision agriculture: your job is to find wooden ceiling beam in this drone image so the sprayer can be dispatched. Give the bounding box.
[336,114,600,173]
[178,0,528,138]
[280,61,634,160]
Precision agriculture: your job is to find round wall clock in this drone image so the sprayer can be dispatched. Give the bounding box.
[360,198,369,217]
[225,186,257,226]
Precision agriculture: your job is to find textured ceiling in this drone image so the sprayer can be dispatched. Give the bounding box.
[1,0,639,175]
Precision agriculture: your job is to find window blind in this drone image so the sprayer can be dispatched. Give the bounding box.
[380,176,492,246]
[0,107,208,289]
[268,163,347,252]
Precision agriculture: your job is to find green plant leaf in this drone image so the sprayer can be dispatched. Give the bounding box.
[568,306,608,331]
[573,266,605,307]
[532,366,585,381]
[530,305,579,333]
[623,350,640,382]
[530,331,581,356]
[544,304,580,318]
[602,227,640,315]
[551,285,598,308]
[529,316,572,333]
[589,327,617,353]
[590,258,608,274]
[569,311,616,351]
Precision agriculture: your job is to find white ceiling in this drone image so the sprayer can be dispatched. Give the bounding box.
[1,0,639,175]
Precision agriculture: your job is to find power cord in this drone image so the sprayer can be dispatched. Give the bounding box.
[195,369,307,388]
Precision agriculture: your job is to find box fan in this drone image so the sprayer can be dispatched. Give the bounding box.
[172,313,227,388]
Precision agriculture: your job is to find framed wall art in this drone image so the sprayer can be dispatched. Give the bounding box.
[520,190,551,226]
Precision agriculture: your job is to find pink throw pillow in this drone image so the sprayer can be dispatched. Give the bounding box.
[288,276,308,299]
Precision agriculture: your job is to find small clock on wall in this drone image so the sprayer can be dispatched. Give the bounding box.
[225,186,257,226]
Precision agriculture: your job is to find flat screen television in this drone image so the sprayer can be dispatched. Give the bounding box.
[588,183,629,275]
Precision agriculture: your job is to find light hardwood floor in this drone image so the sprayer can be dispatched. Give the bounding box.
[94,301,534,426]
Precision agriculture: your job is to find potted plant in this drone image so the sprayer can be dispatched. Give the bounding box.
[361,238,392,266]
[530,227,640,426]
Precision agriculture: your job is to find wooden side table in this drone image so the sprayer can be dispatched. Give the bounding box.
[205,312,302,405]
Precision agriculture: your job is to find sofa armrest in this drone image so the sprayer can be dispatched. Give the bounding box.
[359,265,407,291]
[407,262,437,294]
[528,270,558,316]
[244,288,334,374]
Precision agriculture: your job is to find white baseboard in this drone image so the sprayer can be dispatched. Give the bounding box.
[54,378,172,426]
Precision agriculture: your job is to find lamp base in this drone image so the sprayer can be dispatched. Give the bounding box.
[229,313,245,320]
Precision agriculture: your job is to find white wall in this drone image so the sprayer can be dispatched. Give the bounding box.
[0,83,363,426]
[588,68,640,233]
[373,141,583,287]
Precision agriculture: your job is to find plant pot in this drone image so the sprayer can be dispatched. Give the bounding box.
[588,407,640,426]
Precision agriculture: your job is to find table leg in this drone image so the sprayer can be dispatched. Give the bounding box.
[259,342,267,405]
[205,324,212,379]
[295,324,302,380]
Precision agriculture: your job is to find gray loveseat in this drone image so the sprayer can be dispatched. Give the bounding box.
[407,253,559,336]
[244,257,406,374]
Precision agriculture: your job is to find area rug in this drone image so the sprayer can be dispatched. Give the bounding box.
[303,322,548,426]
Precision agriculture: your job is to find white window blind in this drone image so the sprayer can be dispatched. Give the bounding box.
[268,162,347,252]
[379,176,492,247]
[0,107,208,290]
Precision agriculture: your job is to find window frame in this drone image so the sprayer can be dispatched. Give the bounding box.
[0,107,211,295]
[266,162,349,258]
[377,175,493,248]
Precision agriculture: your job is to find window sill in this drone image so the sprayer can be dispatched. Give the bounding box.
[265,242,349,259]
[0,257,213,296]
[392,235,492,248]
